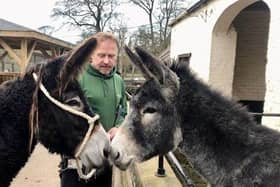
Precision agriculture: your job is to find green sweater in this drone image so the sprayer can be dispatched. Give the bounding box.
[78,64,127,131]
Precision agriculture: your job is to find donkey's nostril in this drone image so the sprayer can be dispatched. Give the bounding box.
[103,148,110,158]
[115,152,120,160]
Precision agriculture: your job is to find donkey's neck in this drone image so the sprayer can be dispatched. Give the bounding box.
[174,67,263,183]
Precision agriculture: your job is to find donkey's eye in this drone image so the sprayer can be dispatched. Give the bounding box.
[143,107,156,114]
[66,99,81,107]
[64,96,83,111]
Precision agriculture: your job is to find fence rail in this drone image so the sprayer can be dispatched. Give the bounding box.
[165,153,196,187]
[251,112,280,117]
[0,72,20,84]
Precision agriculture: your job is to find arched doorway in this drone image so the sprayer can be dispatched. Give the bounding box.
[232,2,270,123]
[210,1,270,123]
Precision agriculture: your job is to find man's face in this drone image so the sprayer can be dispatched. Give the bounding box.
[90,39,118,75]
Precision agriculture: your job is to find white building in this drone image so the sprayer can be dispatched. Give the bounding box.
[170,0,280,130]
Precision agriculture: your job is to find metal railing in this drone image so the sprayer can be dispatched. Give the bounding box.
[155,155,166,177]
[251,112,280,117]
[165,152,196,187]
[155,153,196,187]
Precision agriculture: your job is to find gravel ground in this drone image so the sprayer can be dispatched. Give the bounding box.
[11,144,60,187]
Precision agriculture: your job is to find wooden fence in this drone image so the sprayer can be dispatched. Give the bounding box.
[0,72,20,84]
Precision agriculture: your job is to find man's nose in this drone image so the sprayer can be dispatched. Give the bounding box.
[103,56,110,64]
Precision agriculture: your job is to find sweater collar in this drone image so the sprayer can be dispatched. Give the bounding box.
[86,64,116,79]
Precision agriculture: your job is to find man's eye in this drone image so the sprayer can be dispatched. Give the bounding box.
[109,55,115,59]
[98,54,105,58]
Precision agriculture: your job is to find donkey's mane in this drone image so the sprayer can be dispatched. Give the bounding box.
[171,62,269,153]
[171,60,256,124]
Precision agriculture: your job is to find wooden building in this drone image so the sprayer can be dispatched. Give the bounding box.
[0,18,74,73]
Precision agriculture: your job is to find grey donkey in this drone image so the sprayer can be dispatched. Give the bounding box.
[110,46,280,187]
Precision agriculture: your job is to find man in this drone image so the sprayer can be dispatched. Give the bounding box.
[59,32,127,187]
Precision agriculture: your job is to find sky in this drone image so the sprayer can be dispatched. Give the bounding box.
[0,0,149,44]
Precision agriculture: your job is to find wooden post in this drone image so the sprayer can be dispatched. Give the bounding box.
[20,38,28,71]
[27,41,37,65]
[0,51,8,71]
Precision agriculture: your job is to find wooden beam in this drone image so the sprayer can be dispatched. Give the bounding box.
[0,38,22,66]
[26,40,37,64]
[0,51,8,60]
[0,30,74,49]
[0,51,7,72]
[20,39,28,71]
[51,47,57,58]
[0,60,4,71]
[51,47,62,57]
[38,48,52,59]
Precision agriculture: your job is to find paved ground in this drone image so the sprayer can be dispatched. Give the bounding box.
[10,144,181,187]
[11,144,60,187]
[137,158,182,187]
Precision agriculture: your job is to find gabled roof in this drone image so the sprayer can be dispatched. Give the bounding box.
[187,0,210,14]
[0,18,33,31]
[170,0,211,27]
[0,18,74,49]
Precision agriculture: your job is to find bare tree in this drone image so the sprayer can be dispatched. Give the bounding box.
[157,0,185,43]
[52,0,120,34]
[129,0,156,47]
[109,16,129,75]
[128,0,189,54]
[38,25,55,35]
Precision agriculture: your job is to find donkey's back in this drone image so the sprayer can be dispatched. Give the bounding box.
[174,63,280,186]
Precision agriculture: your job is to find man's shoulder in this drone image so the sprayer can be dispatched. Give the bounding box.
[113,73,126,89]
[114,72,124,81]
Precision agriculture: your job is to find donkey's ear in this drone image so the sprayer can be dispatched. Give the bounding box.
[124,46,156,80]
[134,47,165,84]
[60,37,97,91]
[135,47,180,99]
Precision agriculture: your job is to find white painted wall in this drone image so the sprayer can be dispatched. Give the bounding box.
[171,17,212,81]
[171,0,280,129]
[170,0,257,80]
[262,0,280,129]
[209,25,237,97]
